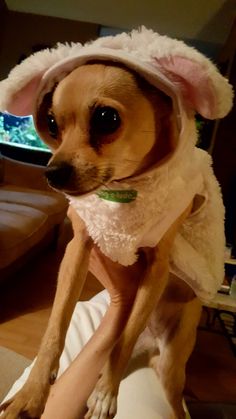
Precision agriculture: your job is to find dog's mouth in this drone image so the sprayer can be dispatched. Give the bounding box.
[62,184,102,197]
[45,162,114,197]
[45,159,153,198]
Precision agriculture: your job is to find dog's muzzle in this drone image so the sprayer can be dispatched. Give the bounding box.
[45,162,74,189]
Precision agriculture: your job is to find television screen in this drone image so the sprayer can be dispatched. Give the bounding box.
[0,112,49,152]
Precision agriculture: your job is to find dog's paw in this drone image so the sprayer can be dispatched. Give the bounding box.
[0,381,49,419]
[85,388,117,419]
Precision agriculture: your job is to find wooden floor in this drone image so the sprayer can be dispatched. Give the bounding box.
[0,222,236,403]
[0,221,103,359]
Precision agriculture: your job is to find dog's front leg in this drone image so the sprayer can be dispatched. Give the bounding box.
[0,209,92,419]
[86,246,170,419]
[86,207,191,419]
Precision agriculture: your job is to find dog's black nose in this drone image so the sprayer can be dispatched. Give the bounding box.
[45,162,74,189]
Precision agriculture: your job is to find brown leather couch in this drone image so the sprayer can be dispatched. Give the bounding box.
[0,153,68,280]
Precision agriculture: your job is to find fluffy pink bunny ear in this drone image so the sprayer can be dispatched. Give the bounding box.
[0,65,46,116]
[1,74,44,116]
[0,43,83,116]
[153,55,233,119]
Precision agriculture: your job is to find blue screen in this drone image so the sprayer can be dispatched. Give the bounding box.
[0,112,49,151]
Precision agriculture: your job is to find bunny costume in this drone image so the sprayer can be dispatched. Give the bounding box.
[0,27,233,302]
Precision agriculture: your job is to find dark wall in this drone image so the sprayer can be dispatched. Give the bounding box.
[0,0,7,56]
[212,22,236,254]
[213,67,236,252]
[0,10,100,79]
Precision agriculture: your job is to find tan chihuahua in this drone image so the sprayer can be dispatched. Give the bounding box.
[1,63,201,419]
[0,27,232,419]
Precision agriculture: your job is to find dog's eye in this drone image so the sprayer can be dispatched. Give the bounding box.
[47,113,58,139]
[90,106,121,136]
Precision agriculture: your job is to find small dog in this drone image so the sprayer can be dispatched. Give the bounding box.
[0,28,233,419]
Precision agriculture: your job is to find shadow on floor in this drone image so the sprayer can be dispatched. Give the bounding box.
[187,402,236,419]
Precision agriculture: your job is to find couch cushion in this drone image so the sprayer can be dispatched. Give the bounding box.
[0,184,68,271]
[0,202,49,269]
[0,185,67,216]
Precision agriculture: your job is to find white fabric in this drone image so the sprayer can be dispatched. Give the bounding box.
[68,150,202,267]
[3,291,190,418]
[69,146,225,303]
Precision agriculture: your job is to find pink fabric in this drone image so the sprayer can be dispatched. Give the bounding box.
[154,56,217,119]
[7,74,43,116]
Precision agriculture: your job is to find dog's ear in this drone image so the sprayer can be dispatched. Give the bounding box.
[153,55,233,120]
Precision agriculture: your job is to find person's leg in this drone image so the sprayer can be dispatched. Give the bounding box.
[2,291,188,419]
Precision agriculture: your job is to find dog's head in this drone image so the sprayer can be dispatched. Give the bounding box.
[0,27,233,196]
[37,62,176,195]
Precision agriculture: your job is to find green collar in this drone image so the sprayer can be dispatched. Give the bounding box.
[96,189,137,203]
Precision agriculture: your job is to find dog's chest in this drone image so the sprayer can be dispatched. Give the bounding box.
[68,160,203,267]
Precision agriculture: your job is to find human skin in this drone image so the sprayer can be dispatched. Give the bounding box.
[41,297,129,419]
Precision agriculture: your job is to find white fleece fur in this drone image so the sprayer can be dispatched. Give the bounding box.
[69,126,225,302]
